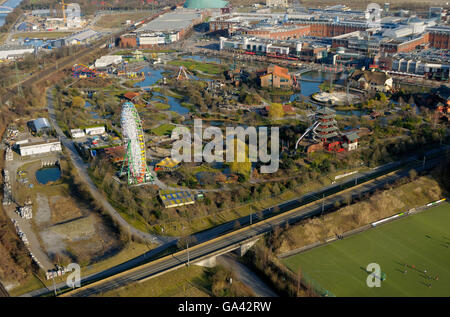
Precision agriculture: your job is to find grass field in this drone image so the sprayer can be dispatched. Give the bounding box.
[95,12,152,29]
[282,202,450,297]
[12,32,72,40]
[98,265,210,297]
[168,59,226,75]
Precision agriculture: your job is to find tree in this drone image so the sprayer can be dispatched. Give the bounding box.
[72,96,85,108]
[228,138,252,180]
[269,103,284,119]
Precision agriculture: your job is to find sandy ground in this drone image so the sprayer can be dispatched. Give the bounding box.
[35,193,51,226]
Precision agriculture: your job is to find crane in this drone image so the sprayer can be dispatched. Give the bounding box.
[61,0,67,26]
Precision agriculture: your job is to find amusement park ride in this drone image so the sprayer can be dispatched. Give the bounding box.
[120,102,154,185]
[295,107,346,153]
[175,66,191,80]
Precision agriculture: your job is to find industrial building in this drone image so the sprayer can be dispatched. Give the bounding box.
[94,55,123,69]
[64,28,100,45]
[28,118,52,134]
[0,45,35,60]
[119,9,205,48]
[18,139,62,156]
[70,128,85,138]
[84,126,105,136]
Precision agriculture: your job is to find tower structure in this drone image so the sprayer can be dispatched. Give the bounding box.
[120,102,153,185]
[313,107,339,142]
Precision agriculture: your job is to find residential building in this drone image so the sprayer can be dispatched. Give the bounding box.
[348,69,393,92]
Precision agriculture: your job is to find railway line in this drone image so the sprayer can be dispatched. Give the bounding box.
[22,145,448,297]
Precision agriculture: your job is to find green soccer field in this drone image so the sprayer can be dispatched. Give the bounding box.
[282,202,450,297]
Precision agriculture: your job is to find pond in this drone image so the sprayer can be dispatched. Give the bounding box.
[270,71,333,104]
[151,91,189,115]
[181,55,222,64]
[35,167,61,185]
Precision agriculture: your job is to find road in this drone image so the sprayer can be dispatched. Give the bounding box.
[24,147,447,297]
[46,90,170,245]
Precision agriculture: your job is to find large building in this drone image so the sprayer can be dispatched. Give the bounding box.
[28,118,51,134]
[348,69,393,92]
[184,0,228,9]
[259,64,293,89]
[119,9,205,48]
[19,139,62,156]
[0,45,35,60]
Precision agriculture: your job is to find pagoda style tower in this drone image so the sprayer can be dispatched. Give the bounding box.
[313,107,339,143]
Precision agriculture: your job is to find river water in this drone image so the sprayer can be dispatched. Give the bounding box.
[0,0,23,28]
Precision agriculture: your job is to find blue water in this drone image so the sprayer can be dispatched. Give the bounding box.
[151,91,189,115]
[35,167,61,184]
[0,0,23,27]
[181,55,222,64]
[134,66,165,88]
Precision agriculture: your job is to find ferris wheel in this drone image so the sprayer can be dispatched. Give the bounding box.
[120,102,152,185]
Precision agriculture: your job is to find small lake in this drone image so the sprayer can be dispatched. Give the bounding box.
[181,55,222,64]
[152,91,189,115]
[36,167,61,184]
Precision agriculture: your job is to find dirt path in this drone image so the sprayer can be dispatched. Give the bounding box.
[217,254,278,297]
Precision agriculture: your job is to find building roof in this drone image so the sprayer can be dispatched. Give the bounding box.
[349,69,391,85]
[32,118,51,131]
[123,92,140,101]
[184,0,228,9]
[344,132,359,142]
[156,157,180,169]
[20,138,60,148]
[267,64,291,79]
[138,10,203,33]
[316,107,336,115]
[66,29,98,42]
[104,146,125,162]
[159,190,195,208]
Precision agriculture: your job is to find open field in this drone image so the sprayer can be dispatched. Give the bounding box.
[12,32,73,40]
[276,175,444,253]
[97,265,210,297]
[150,123,175,136]
[95,12,152,29]
[282,202,450,297]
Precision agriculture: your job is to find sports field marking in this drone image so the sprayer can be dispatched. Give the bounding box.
[282,202,450,296]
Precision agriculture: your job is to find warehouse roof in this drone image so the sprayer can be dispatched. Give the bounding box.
[184,0,228,9]
[137,10,203,32]
[32,118,51,132]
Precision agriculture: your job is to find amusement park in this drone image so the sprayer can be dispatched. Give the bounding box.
[0,0,449,300]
